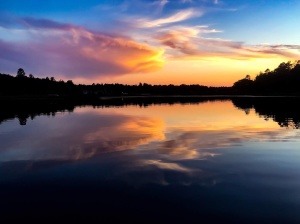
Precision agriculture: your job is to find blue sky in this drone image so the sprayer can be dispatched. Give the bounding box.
[0,0,299,85]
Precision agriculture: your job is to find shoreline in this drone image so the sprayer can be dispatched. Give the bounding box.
[1,94,299,102]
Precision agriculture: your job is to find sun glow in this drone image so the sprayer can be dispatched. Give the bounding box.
[106,55,290,86]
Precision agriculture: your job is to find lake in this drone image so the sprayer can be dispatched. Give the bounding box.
[1,97,300,223]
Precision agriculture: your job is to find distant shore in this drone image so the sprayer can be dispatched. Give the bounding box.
[1,94,299,100]
[1,94,300,102]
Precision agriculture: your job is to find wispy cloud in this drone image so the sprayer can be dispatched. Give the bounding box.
[21,17,76,30]
[154,25,300,59]
[245,44,300,58]
[157,0,169,10]
[135,8,202,28]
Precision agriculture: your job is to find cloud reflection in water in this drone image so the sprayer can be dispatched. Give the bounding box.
[1,101,300,186]
[0,111,165,162]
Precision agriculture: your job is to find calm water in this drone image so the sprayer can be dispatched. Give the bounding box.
[1,99,300,222]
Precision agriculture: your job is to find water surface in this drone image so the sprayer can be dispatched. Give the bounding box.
[1,99,300,223]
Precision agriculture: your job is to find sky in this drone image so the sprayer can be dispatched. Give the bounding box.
[0,0,300,86]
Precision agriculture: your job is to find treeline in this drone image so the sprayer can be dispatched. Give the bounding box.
[0,70,79,96]
[0,68,231,97]
[1,61,300,97]
[233,60,300,95]
[78,83,231,96]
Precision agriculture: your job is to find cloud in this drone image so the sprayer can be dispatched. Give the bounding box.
[0,17,164,79]
[199,0,221,5]
[21,17,76,30]
[135,8,202,28]
[154,26,300,59]
[155,26,238,56]
[157,0,169,9]
[244,44,300,58]
[181,0,193,3]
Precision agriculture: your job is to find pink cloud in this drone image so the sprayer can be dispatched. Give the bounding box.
[0,18,163,79]
[154,26,300,59]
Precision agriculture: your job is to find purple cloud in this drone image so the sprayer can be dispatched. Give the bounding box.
[0,17,163,80]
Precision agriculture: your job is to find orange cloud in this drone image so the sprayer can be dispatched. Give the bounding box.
[0,17,164,79]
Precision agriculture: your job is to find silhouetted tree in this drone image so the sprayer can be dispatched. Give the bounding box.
[17,68,26,78]
[67,80,74,85]
[232,75,254,94]
[253,60,300,95]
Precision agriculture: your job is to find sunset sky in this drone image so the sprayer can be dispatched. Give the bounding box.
[0,0,300,86]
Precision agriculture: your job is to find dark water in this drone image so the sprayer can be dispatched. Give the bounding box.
[1,98,300,223]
